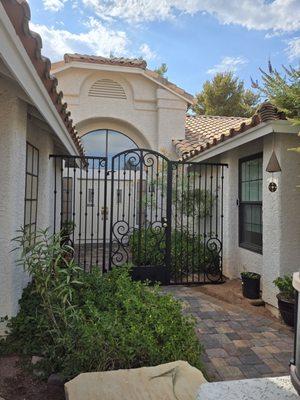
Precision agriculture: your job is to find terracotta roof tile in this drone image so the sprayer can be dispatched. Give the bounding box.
[1,0,84,156]
[174,102,286,160]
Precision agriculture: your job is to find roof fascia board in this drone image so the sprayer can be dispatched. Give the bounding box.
[52,61,192,104]
[190,120,298,162]
[0,4,79,156]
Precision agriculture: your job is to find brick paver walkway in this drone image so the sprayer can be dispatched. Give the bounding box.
[163,285,294,381]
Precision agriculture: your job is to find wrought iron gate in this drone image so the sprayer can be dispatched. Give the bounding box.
[50,150,227,284]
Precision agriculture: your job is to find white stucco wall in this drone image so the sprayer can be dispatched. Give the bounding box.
[0,78,28,318]
[195,130,300,307]
[53,66,188,158]
[0,77,61,322]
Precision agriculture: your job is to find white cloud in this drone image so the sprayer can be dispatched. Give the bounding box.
[43,0,67,11]
[30,18,130,61]
[207,56,248,74]
[82,0,300,33]
[139,43,156,60]
[286,37,300,61]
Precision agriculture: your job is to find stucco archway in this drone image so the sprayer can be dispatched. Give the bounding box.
[76,117,152,150]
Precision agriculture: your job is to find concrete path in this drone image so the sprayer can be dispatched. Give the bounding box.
[197,376,298,400]
[163,286,294,381]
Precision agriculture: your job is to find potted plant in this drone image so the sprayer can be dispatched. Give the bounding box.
[274,275,295,327]
[241,271,261,299]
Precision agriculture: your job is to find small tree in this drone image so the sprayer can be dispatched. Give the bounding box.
[193,72,260,117]
[154,63,168,78]
[252,62,300,128]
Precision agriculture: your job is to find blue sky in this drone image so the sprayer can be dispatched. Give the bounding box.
[28,0,300,96]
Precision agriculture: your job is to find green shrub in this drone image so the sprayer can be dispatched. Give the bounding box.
[1,229,203,380]
[274,275,294,301]
[130,227,217,277]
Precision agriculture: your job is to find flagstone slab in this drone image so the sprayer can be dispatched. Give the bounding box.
[197,376,298,400]
[65,361,206,400]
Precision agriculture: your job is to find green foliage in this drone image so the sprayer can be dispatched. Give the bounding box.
[154,63,168,78]
[193,72,260,117]
[0,282,48,356]
[274,275,294,300]
[173,188,213,221]
[241,271,260,280]
[1,229,203,380]
[252,63,300,128]
[130,228,217,276]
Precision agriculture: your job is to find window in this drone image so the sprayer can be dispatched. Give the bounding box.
[80,129,138,168]
[239,154,263,253]
[24,142,39,237]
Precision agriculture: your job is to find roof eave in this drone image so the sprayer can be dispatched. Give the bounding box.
[51,59,195,105]
[1,0,84,156]
[187,120,298,162]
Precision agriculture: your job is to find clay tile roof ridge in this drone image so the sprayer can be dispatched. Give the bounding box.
[63,53,147,69]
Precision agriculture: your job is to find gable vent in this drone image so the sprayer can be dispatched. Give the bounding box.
[88,79,127,99]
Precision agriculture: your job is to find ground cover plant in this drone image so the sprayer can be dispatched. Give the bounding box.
[1,228,203,380]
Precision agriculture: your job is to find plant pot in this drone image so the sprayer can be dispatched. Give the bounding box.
[277,293,295,327]
[131,265,170,285]
[241,273,261,299]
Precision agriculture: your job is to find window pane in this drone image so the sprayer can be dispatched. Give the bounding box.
[249,159,259,180]
[32,177,38,199]
[241,182,249,201]
[26,144,33,172]
[25,201,31,225]
[33,149,39,175]
[25,175,32,199]
[81,129,138,166]
[240,203,262,250]
[249,180,259,201]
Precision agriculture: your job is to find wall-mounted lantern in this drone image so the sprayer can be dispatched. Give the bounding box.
[266,132,281,192]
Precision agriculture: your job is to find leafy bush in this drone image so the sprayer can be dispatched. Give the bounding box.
[130,227,218,277]
[1,229,203,380]
[241,272,261,280]
[274,275,294,301]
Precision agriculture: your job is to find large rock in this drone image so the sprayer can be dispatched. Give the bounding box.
[65,361,206,400]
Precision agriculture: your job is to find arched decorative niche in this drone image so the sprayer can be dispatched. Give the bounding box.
[80,72,134,102]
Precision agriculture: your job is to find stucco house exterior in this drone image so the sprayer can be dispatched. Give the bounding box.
[0,0,83,319]
[173,106,300,309]
[51,54,193,159]
[1,0,299,324]
[52,53,300,310]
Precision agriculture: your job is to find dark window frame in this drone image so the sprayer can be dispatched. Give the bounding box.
[24,142,39,238]
[239,153,263,254]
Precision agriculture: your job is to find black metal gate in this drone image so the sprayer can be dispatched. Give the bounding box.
[50,150,227,284]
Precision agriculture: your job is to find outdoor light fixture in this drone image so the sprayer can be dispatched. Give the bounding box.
[266,150,282,173]
[266,131,281,192]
